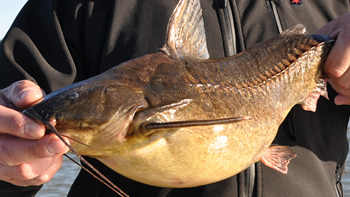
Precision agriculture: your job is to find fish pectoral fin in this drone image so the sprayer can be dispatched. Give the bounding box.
[159,0,209,60]
[142,116,251,130]
[259,146,297,174]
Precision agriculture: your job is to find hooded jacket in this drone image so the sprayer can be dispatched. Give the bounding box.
[0,0,349,196]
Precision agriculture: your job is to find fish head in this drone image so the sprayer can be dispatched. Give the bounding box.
[23,79,147,154]
[23,81,110,130]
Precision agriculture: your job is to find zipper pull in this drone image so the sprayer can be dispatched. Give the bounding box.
[335,165,344,197]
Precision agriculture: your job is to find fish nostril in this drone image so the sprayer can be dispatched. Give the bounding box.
[69,93,80,100]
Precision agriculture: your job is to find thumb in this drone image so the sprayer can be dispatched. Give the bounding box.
[1,80,45,110]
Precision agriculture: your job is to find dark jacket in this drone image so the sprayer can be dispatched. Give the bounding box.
[0,0,349,196]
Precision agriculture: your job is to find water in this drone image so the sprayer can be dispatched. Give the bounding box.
[343,130,350,196]
[36,134,350,197]
[36,154,80,197]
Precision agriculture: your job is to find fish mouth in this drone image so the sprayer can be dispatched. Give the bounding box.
[23,107,51,124]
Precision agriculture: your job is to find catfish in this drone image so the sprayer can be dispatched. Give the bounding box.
[23,0,332,189]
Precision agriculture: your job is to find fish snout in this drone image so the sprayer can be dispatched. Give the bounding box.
[23,105,55,125]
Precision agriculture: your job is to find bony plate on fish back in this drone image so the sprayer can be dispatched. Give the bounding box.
[23,0,333,190]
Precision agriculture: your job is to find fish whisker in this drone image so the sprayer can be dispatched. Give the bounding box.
[46,122,129,197]
[60,135,111,156]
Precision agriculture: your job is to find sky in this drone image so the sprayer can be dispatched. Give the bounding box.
[0,0,27,39]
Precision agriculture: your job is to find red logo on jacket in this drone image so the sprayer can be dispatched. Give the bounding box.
[290,0,302,5]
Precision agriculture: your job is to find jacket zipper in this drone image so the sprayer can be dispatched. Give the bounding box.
[267,0,283,33]
[335,165,344,197]
[214,0,237,56]
[214,1,256,196]
[216,2,345,197]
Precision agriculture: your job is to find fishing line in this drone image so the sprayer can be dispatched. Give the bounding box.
[46,122,129,197]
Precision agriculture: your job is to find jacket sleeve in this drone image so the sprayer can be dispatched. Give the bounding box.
[0,0,91,93]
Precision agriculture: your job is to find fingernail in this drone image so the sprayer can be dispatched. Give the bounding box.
[48,138,69,154]
[24,122,44,138]
[20,88,43,100]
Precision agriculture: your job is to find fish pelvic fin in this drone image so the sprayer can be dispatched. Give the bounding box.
[259,146,297,174]
[159,0,209,60]
[142,116,251,131]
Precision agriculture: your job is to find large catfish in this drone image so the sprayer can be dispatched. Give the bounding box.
[24,0,332,189]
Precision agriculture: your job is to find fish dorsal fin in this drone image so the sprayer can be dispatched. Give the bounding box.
[280,24,306,35]
[159,0,210,60]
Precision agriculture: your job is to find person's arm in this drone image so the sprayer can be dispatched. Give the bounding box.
[0,80,68,196]
[317,13,350,105]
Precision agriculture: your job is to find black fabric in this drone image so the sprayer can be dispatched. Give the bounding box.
[0,181,41,197]
[0,0,349,196]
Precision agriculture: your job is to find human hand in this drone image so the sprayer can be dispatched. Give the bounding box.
[0,80,69,186]
[317,13,350,105]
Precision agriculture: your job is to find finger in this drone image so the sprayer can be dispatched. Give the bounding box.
[328,72,350,95]
[323,24,350,78]
[0,80,44,110]
[334,94,350,105]
[328,79,350,97]
[327,79,350,105]
[0,155,64,186]
[0,134,69,166]
[0,105,45,139]
[317,13,350,36]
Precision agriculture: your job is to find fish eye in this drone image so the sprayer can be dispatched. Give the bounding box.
[69,93,80,100]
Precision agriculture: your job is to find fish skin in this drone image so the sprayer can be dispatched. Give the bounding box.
[23,0,332,188]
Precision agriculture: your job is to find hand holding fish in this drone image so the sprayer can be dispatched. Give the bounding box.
[318,13,350,105]
[0,80,68,186]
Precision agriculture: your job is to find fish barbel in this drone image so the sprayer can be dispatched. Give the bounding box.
[23,0,332,188]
